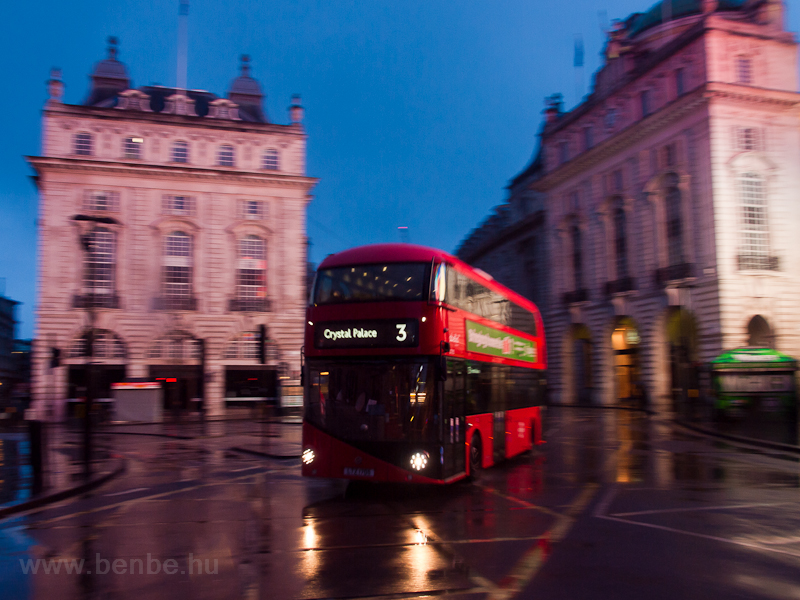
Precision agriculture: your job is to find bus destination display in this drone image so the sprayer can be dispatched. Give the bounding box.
[314,319,419,349]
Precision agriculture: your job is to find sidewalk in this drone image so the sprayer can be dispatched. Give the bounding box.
[0,422,125,519]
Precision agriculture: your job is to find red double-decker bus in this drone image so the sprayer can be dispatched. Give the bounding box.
[301,243,546,484]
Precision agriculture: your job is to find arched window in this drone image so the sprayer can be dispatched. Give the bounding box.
[75,132,93,156]
[235,235,267,311]
[84,227,116,296]
[613,198,628,279]
[218,145,235,167]
[162,231,194,309]
[123,136,143,159]
[739,172,770,269]
[171,140,189,163]
[148,330,201,361]
[664,173,683,266]
[69,329,126,360]
[262,149,279,170]
[571,225,583,291]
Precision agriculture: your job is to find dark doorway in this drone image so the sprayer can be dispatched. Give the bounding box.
[747,315,773,348]
[149,365,201,412]
[68,365,126,399]
[225,368,278,406]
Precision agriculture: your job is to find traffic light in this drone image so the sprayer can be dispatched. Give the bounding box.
[50,347,61,369]
[258,324,267,364]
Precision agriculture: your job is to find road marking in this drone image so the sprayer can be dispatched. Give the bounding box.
[597,514,800,559]
[488,483,600,600]
[104,487,149,497]
[479,485,563,518]
[611,501,792,518]
[4,469,278,525]
[594,489,800,560]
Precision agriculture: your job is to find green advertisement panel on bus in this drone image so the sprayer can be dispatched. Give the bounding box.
[466,320,537,363]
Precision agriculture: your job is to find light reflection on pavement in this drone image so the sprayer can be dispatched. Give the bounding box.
[1,410,799,599]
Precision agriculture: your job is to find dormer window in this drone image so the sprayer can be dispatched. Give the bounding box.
[604,108,617,129]
[123,136,143,159]
[583,127,594,151]
[559,141,570,165]
[262,149,279,171]
[75,132,93,156]
[737,57,752,85]
[218,145,235,167]
[172,141,189,163]
[675,68,685,96]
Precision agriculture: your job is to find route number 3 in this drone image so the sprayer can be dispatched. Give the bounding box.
[396,324,407,342]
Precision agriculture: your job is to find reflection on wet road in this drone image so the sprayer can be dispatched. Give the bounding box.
[2,409,800,599]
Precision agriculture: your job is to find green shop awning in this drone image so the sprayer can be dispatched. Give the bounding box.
[711,347,798,372]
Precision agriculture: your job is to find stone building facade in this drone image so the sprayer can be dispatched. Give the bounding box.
[28,40,316,419]
[459,0,800,409]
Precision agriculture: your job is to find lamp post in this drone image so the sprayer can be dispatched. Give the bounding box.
[72,214,118,479]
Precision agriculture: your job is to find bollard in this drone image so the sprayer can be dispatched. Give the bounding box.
[28,420,46,494]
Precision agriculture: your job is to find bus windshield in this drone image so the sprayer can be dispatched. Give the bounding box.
[313,263,429,305]
[306,359,437,443]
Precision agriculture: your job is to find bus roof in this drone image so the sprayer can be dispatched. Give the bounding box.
[317,243,540,316]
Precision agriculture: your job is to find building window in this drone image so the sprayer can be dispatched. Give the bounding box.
[70,329,126,359]
[123,136,143,159]
[613,199,628,279]
[571,225,583,291]
[163,231,193,300]
[640,90,650,117]
[583,127,593,151]
[664,173,683,266]
[262,149,279,170]
[84,190,119,212]
[739,172,769,265]
[172,141,189,163]
[559,141,570,165]
[737,57,752,85]
[240,199,266,220]
[218,145,235,167]
[737,127,759,151]
[75,132,93,156]
[612,169,623,192]
[665,143,676,167]
[83,227,115,294]
[604,107,617,129]
[236,236,267,307]
[162,195,195,216]
[675,68,685,96]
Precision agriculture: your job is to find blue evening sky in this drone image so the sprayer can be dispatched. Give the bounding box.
[2,1,798,339]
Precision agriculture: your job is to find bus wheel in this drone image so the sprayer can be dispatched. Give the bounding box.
[469,434,482,481]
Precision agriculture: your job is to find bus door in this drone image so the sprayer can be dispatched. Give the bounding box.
[443,360,466,477]
[492,367,508,463]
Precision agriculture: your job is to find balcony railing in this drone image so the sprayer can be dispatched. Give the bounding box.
[654,263,695,286]
[228,298,272,312]
[561,288,589,305]
[153,296,198,311]
[604,277,636,296]
[72,293,120,309]
[738,254,779,271]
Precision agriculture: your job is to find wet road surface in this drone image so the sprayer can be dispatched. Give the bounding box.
[2,409,800,599]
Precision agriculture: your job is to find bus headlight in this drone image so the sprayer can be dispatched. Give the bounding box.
[302,448,315,465]
[410,451,429,471]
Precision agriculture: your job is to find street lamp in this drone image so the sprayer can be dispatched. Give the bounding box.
[71,214,119,479]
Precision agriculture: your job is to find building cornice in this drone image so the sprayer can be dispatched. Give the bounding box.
[44,103,306,138]
[25,156,319,192]
[459,210,545,263]
[532,82,800,192]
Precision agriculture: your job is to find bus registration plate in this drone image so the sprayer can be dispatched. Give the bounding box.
[343,467,375,477]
